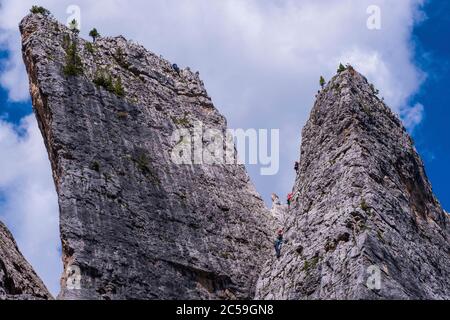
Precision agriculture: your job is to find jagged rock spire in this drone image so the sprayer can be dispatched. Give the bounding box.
[21,13,273,299]
[256,66,450,299]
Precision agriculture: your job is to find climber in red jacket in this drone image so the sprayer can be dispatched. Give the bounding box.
[287,193,293,208]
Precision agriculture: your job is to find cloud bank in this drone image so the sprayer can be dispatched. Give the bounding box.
[0,0,426,293]
[0,115,60,295]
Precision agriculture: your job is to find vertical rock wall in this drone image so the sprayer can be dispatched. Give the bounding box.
[256,68,450,299]
[21,13,273,300]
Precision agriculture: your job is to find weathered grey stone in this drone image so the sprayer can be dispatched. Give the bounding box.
[20,12,449,301]
[0,221,52,300]
[256,67,450,300]
[270,194,288,227]
[21,13,273,300]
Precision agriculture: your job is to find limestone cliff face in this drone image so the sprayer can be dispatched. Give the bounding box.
[21,14,272,300]
[270,194,288,228]
[20,12,450,301]
[256,67,450,299]
[0,221,51,300]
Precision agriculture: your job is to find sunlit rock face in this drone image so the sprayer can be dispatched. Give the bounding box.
[256,67,450,300]
[21,13,273,300]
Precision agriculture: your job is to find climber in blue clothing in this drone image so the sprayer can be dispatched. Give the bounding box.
[172,63,180,75]
[274,229,284,259]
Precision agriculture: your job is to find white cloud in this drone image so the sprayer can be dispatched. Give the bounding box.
[0,0,32,101]
[401,102,424,131]
[0,1,426,111]
[0,115,60,296]
[0,0,427,292]
[0,52,30,102]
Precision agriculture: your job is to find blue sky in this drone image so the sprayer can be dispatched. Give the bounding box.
[0,52,31,124]
[0,0,448,296]
[411,0,450,211]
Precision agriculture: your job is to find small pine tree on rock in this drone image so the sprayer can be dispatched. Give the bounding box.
[30,6,50,16]
[337,63,346,73]
[93,69,113,91]
[320,76,325,88]
[89,28,100,42]
[113,77,125,97]
[63,38,83,76]
[69,19,80,34]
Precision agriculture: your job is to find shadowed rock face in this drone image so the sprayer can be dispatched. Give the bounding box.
[256,67,450,300]
[21,13,272,300]
[0,221,52,300]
